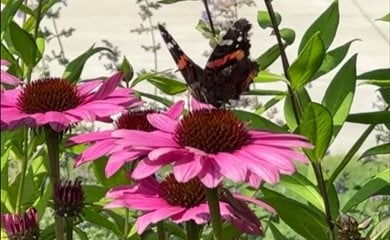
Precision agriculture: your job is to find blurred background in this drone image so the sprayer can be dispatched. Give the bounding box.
[37,0,390,154]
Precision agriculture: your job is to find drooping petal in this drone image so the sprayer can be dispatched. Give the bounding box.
[135,207,184,234]
[86,72,123,102]
[172,203,209,224]
[105,150,145,177]
[232,193,276,214]
[165,100,184,119]
[213,152,247,182]
[76,79,102,96]
[113,130,178,147]
[132,157,174,179]
[198,158,223,188]
[68,130,112,145]
[147,113,178,133]
[75,139,117,166]
[173,155,203,183]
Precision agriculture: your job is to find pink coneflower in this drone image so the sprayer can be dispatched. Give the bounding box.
[68,101,184,177]
[0,72,141,132]
[112,102,312,188]
[1,208,39,240]
[0,59,23,86]
[106,174,275,235]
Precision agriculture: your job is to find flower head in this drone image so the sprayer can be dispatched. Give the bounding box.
[1,72,141,132]
[1,208,39,240]
[68,101,185,177]
[106,174,274,235]
[1,59,23,86]
[54,178,84,218]
[113,102,312,188]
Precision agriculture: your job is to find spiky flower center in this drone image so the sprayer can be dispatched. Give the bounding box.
[114,110,157,131]
[17,78,81,114]
[54,178,84,218]
[1,208,39,240]
[161,174,206,208]
[174,109,249,153]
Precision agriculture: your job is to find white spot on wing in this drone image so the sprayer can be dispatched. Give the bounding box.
[220,39,234,46]
[167,42,174,49]
[237,36,243,42]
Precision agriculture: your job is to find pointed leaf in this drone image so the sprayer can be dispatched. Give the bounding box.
[312,39,358,80]
[0,0,24,36]
[8,21,38,67]
[92,157,128,189]
[82,207,122,236]
[254,71,286,83]
[284,88,311,130]
[360,143,390,159]
[280,173,325,212]
[262,187,328,240]
[298,1,339,52]
[62,46,114,83]
[343,168,390,211]
[147,76,187,95]
[322,54,357,138]
[346,111,390,124]
[137,91,173,107]
[256,44,281,70]
[233,110,286,132]
[376,13,390,22]
[297,103,333,162]
[289,32,325,89]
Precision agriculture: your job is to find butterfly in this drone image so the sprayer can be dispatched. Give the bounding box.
[158,18,259,107]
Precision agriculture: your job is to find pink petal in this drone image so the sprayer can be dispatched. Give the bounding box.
[1,107,29,124]
[136,207,184,234]
[172,204,209,224]
[245,171,262,188]
[113,130,178,147]
[77,79,102,96]
[213,152,247,183]
[1,59,10,65]
[233,193,276,214]
[198,158,223,188]
[75,139,116,166]
[132,157,173,179]
[86,72,123,102]
[165,100,184,119]
[65,107,96,122]
[68,130,112,145]
[147,113,178,133]
[76,102,123,118]
[173,155,203,182]
[105,151,144,178]
[190,97,215,110]
[35,111,71,130]
[1,70,22,86]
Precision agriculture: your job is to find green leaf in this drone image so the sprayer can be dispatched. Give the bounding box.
[233,110,286,132]
[312,39,358,80]
[256,44,281,70]
[360,143,390,159]
[82,207,122,236]
[163,222,187,239]
[254,71,286,83]
[376,13,390,22]
[136,91,173,107]
[257,11,281,29]
[1,148,11,213]
[277,28,296,45]
[326,181,340,220]
[346,111,390,124]
[0,0,24,36]
[8,21,38,67]
[195,19,216,38]
[255,95,285,115]
[158,0,195,4]
[357,68,390,80]
[297,103,333,162]
[322,54,357,138]
[280,173,325,212]
[370,216,390,240]
[284,88,312,130]
[343,168,390,211]
[120,56,134,83]
[33,181,51,221]
[74,227,88,240]
[289,32,325,89]
[298,0,339,53]
[83,185,107,203]
[62,46,114,83]
[269,222,289,240]
[379,88,390,104]
[262,187,328,240]
[147,76,187,95]
[92,158,129,189]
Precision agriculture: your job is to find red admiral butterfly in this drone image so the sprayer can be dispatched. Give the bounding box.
[158,18,259,107]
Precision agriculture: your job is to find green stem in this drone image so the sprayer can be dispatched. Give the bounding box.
[65,218,73,240]
[204,187,223,240]
[123,208,129,239]
[264,0,302,123]
[202,0,216,37]
[15,127,29,214]
[44,127,64,240]
[313,162,335,240]
[186,220,199,240]
[156,222,166,240]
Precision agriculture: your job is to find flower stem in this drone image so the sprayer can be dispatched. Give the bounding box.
[204,187,223,240]
[15,127,29,214]
[65,218,73,240]
[44,127,64,240]
[202,0,216,37]
[123,208,129,239]
[263,0,302,122]
[156,221,166,240]
[313,162,335,240]
[186,220,199,240]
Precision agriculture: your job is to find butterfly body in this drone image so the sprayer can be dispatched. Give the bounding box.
[159,18,258,107]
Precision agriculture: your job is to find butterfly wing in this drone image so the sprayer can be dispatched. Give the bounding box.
[158,24,205,101]
[202,18,259,106]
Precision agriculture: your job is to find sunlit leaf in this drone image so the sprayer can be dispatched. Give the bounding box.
[0,0,24,36]
[297,102,333,162]
[289,32,325,89]
[256,44,281,70]
[233,110,286,132]
[8,21,38,67]
[257,10,281,29]
[346,111,390,124]
[298,0,339,52]
[376,13,390,22]
[360,143,390,159]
